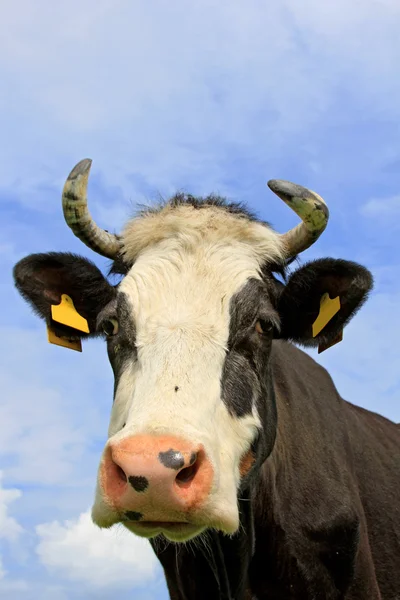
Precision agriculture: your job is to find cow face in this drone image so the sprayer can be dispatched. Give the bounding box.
[13,200,372,543]
[93,206,287,541]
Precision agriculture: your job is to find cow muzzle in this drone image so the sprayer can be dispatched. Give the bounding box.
[98,434,214,537]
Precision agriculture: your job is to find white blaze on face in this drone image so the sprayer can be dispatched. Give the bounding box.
[93,205,284,533]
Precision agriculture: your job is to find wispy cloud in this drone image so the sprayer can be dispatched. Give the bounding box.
[2,0,400,209]
[0,326,109,487]
[0,472,23,543]
[361,195,400,221]
[0,473,27,592]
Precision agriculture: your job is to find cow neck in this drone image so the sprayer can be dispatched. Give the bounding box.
[198,489,255,600]
[150,489,255,600]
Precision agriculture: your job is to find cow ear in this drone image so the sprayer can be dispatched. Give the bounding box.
[276,258,373,347]
[13,252,116,339]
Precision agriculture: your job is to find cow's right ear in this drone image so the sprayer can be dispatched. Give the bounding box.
[13,252,116,339]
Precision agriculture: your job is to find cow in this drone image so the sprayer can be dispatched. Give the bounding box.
[13,159,399,600]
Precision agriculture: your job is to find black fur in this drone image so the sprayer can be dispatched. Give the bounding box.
[143,192,260,221]
[155,342,399,600]
[221,279,279,485]
[99,291,138,400]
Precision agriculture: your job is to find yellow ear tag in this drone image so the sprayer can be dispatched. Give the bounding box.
[47,326,82,352]
[312,293,341,338]
[51,294,89,333]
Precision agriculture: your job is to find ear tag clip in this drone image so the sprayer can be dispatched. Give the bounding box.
[318,330,343,354]
[47,326,82,352]
[51,294,89,333]
[312,293,341,338]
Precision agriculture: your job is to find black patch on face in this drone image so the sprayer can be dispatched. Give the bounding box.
[222,351,259,417]
[222,278,279,419]
[125,511,143,521]
[174,386,179,392]
[128,475,149,492]
[221,278,279,477]
[98,291,138,400]
[158,449,185,470]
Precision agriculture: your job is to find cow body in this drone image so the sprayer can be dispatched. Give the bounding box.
[13,159,400,599]
[152,341,399,600]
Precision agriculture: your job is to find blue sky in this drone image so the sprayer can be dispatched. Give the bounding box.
[1,0,399,597]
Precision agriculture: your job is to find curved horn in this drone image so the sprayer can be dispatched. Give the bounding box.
[62,159,122,259]
[267,179,329,257]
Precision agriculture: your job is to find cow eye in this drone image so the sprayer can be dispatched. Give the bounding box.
[255,319,272,335]
[102,318,119,337]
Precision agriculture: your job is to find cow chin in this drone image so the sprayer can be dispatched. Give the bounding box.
[91,489,240,543]
[123,521,206,542]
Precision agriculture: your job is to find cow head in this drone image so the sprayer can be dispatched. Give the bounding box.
[13,160,372,542]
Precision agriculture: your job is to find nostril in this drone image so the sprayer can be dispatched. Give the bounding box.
[115,464,127,483]
[175,452,200,488]
[176,464,197,486]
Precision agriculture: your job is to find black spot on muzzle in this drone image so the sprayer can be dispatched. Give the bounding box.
[158,449,185,470]
[128,475,149,492]
[125,511,143,521]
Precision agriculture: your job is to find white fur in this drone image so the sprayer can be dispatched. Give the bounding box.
[92,206,285,539]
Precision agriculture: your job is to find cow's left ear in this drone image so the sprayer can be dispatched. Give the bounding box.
[276,259,373,347]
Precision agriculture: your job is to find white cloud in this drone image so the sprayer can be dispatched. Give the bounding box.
[361,195,400,221]
[36,510,158,589]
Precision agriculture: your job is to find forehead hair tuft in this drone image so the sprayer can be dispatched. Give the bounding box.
[109,193,286,276]
[143,192,262,222]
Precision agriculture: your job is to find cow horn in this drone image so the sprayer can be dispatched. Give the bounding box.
[267,179,329,257]
[62,159,122,259]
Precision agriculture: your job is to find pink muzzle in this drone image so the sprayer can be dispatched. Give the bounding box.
[100,434,214,523]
